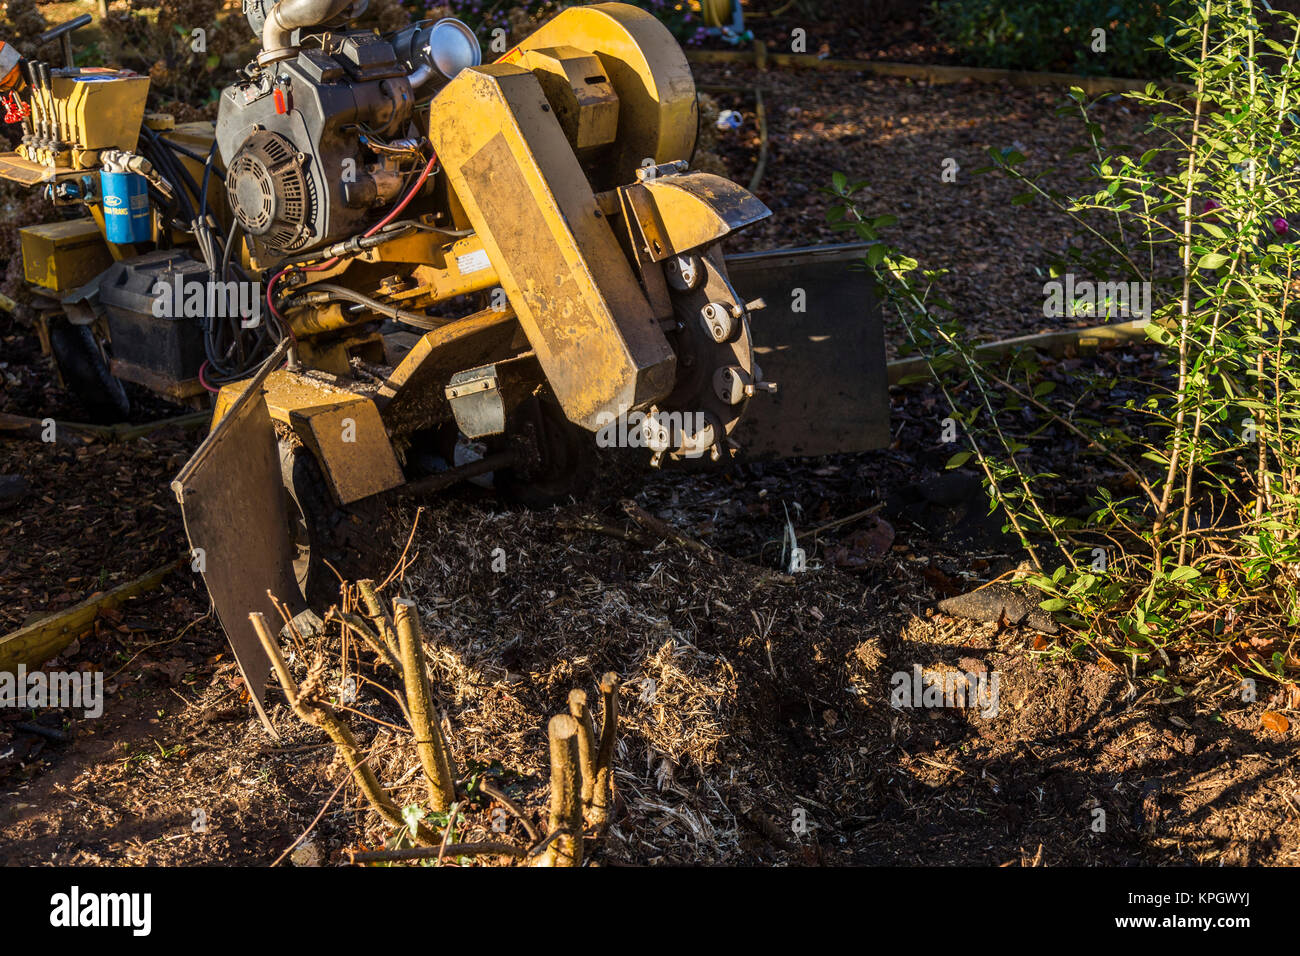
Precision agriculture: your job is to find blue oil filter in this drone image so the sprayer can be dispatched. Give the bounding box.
[100,170,151,244]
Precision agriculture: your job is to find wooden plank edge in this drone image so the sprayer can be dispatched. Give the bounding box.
[685,49,1186,95]
[888,318,1154,386]
[0,410,210,444]
[0,558,186,673]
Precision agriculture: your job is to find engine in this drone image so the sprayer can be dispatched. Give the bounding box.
[215,8,480,257]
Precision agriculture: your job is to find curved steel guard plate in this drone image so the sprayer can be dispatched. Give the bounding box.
[631,172,771,262]
[171,344,301,736]
[512,2,698,184]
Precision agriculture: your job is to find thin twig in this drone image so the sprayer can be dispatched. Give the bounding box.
[348,841,524,864]
[473,779,540,843]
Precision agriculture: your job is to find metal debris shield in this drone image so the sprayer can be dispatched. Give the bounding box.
[171,343,301,736]
[726,242,890,459]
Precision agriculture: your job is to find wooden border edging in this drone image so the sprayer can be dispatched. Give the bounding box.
[887,318,1153,386]
[64,410,212,442]
[685,49,1182,96]
[0,559,185,673]
[0,409,210,444]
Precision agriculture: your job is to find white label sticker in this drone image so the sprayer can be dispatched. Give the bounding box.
[456,249,491,275]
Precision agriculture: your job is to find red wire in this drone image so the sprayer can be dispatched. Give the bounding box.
[266,151,438,327]
[363,151,438,237]
[198,359,219,393]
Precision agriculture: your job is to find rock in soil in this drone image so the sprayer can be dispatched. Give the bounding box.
[938,582,1059,633]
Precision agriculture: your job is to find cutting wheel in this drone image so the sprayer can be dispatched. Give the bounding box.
[653,245,761,463]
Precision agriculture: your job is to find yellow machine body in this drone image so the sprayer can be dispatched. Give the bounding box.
[168,2,784,703]
[622,172,771,262]
[515,46,620,154]
[20,218,111,292]
[507,2,698,186]
[426,61,678,430]
[211,370,404,505]
[374,305,524,436]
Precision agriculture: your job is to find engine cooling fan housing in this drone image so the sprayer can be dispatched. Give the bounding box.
[226,129,314,252]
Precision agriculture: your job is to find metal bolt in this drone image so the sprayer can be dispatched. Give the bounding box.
[701,302,735,343]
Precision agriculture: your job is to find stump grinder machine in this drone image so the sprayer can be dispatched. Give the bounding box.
[0,4,888,725]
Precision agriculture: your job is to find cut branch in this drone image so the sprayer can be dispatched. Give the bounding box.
[357,579,398,657]
[394,598,457,812]
[569,689,597,812]
[537,713,583,867]
[249,611,437,846]
[591,671,621,836]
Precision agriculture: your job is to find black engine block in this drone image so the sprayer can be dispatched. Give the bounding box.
[216,30,415,256]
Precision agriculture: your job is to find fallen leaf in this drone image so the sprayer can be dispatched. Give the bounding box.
[1260,711,1290,734]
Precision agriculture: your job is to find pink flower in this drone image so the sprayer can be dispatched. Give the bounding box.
[1203,199,1220,213]
[1273,217,1289,236]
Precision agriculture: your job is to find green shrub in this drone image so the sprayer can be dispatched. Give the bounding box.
[932,0,1181,77]
[835,0,1300,692]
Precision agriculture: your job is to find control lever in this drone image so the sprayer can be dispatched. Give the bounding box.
[37,14,91,69]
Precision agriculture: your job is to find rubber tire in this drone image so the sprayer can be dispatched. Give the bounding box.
[279,440,342,608]
[48,319,130,423]
[492,398,596,508]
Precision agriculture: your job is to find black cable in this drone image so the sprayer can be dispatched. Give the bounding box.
[159,136,226,182]
[128,127,273,384]
[199,141,216,231]
[143,128,203,223]
[271,220,419,271]
[221,219,242,282]
[144,137,197,225]
[284,282,437,327]
[137,137,183,212]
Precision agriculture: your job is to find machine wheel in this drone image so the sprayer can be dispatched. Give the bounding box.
[492,397,596,507]
[279,439,342,607]
[47,318,130,423]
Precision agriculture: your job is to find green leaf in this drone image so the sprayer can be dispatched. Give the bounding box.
[945,451,973,470]
[1198,252,1230,270]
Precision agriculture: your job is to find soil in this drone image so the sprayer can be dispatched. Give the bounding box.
[697,61,1161,355]
[4,347,1297,866]
[1,25,1296,867]
[695,1,959,66]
